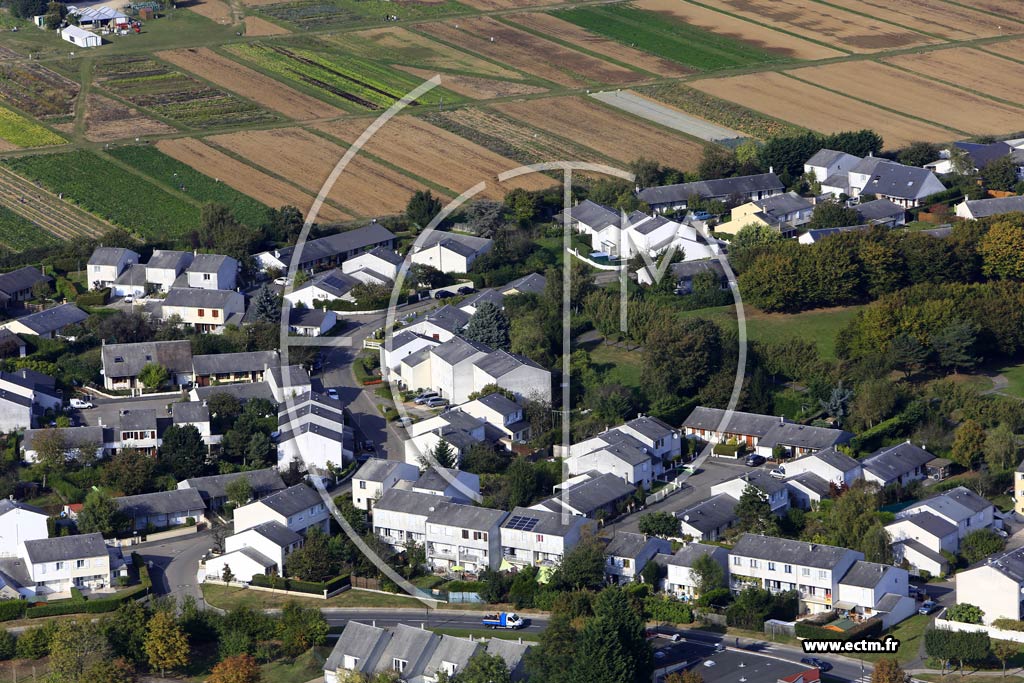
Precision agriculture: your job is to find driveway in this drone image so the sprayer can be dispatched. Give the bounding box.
[134,528,214,608]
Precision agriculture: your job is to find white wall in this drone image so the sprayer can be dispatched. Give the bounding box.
[0,509,48,557]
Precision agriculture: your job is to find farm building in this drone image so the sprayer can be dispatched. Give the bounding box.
[68,5,128,26]
[60,25,101,48]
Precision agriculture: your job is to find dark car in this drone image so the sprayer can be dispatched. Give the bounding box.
[434,290,454,299]
[457,286,475,295]
[744,454,765,467]
[801,658,832,672]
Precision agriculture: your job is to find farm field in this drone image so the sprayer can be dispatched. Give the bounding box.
[398,67,547,99]
[697,72,958,147]
[315,115,554,198]
[108,145,270,227]
[638,82,804,139]
[0,62,79,120]
[181,0,233,24]
[416,16,646,87]
[494,97,707,168]
[248,0,468,30]
[631,0,844,61]
[984,37,1024,63]
[82,94,176,142]
[503,12,692,77]
[0,205,57,252]
[589,90,741,143]
[788,62,1024,135]
[0,167,118,243]
[884,48,1024,107]
[0,107,64,148]
[155,138,348,221]
[813,0,1023,40]
[226,41,460,111]
[5,150,201,239]
[157,47,343,120]
[244,16,289,35]
[551,4,793,71]
[95,55,280,130]
[459,0,561,9]
[208,127,437,215]
[965,1,1024,21]
[695,0,935,52]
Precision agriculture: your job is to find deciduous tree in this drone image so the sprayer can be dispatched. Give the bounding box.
[980,219,1024,281]
[77,489,123,537]
[278,602,328,657]
[735,485,779,536]
[207,653,261,683]
[871,658,906,683]
[946,603,985,625]
[144,610,190,677]
[807,200,859,230]
[951,419,986,469]
[637,511,680,538]
[138,362,169,390]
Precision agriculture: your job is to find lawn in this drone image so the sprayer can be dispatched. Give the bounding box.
[552,4,786,71]
[588,342,643,389]
[997,362,1024,398]
[859,614,929,665]
[201,583,429,610]
[254,647,330,683]
[678,304,865,361]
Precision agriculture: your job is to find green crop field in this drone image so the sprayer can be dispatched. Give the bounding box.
[252,0,468,30]
[227,42,462,112]
[0,205,56,251]
[96,56,279,130]
[0,107,65,147]
[552,4,787,71]
[108,145,270,227]
[5,150,201,239]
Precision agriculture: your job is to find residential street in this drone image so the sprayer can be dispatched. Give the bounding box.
[136,528,214,609]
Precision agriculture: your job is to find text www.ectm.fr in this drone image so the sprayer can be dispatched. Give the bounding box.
[802,637,901,654]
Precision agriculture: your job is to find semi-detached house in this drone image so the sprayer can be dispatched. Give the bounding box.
[255,222,396,273]
[233,484,330,537]
[20,533,122,596]
[425,501,507,573]
[351,459,419,511]
[664,542,729,598]
[372,488,449,552]
[161,288,244,333]
[114,488,206,532]
[88,247,139,289]
[499,506,594,569]
[100,339,193,391]
[0,499,48,557]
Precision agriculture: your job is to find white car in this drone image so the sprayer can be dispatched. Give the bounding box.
[123,295,134,304]
[769,467,786,480]
[326,388,340,400]
[273,276,290,286]
[69,398,94,409]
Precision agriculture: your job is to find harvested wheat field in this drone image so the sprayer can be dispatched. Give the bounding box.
[632,0,844,60]
[698,72,956,147]
[823,0,1022,40]
[418,17,645,87]
[427,108,599,163]
[398,67,547,99]
[210,128,437,215]
[317,116,553,198]
[244,16,289,35]
[506,13,692,76]
[983,38,1024,64]
[156,137,349,220]
[790,62,1024,135]
[459,0,562,10]
[341,28,523,80]
[495,97,706,168]
[84,94,175,142]
[157,48,340,120]
[697,0,934,52]
[886,48,1024,107]
[960,0,1024,22]
[182,0,232,23]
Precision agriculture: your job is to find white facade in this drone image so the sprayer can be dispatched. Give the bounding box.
[88,250,137,289]
[20,534,113,596]
[233,489,330,537]
[956,561,1024,625]
[380,333,440,376]
[567,448,653,489]
[664,544,730,598]
[186,255,238,290]
[425,503,506,573]
[342,251,400,281]
[161,290,245,334]
[780,451,862,487]
[430,344,490,405]
[471,354,552,404]
[372,490,442,551]
[61,25,101,47]
[499,509,593,569]
[352,461,419,511]
[710,477,789,514]
[0,503,48,557]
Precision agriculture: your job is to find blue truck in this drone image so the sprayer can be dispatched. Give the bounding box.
[481,612,524,629]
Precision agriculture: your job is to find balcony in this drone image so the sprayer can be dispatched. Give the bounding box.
[429,545,457,560]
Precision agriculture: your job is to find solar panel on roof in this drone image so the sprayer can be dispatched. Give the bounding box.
[506,515,539,532]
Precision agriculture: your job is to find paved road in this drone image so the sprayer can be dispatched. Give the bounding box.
[589,90,744,143]
[135,529,214,608]
[321,608,549,636]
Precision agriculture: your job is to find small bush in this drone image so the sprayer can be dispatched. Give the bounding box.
[644,595,693,624]
[76,288,109,306]
[992,618,1024,632]
[712,442,742,456]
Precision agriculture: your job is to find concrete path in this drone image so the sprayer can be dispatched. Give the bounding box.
[590,90,743,142]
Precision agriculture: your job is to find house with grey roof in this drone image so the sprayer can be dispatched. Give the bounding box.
[896,486,996,540]
[255,222,397,273]
[412,467,480,504]
[284,268,360,308]
[425,500,507,572]
[563,199,620,236]
[456,288,505,317]
[804,149,862,192]
[161,288,244,333]
[21,425,111,464]
[604,531,671,584]
[288,306,336,337]
[372,488,451,551]
[0,328,26,358]
[710,470,790,514]
[886,512,958,577]
[186,253,237,290]
[638,173,784,213]
[428,337,492,404]
[472,350,552,404]
[411,231,493,274]
[566,430,657,490]
[729,191,813,235]
[341,246,402,284]
[855,198,906,227]
[145,250,193,292]
[177,468,286,510]
[351,459,419,511]
[87,246,139,289]
[266,364,311,402]
[404,410,488,468]
[192,349,279,386]
[956,546,1024,625]
[927,141,1024,177]
[171,401,211,442]
[114,488,206,531]
[380,331,440,381]
[784,473,834,510]
[0,498,48,558]
[728,534,863,615]
[205,519,303,583]
[324,621,393,683]
[956,195,1024,220]
[637,258,727,291]
[0,266,50,309]
[101,340,193,391]
[500,272,547,296]
[20,532,123,597]
[405,305,472,343]
[111,263,148,298]
[677,493,738,541]
[848,157,945,207]
[535,470,635,519]
[191,381,276,406]
[0,368,61,431]
[836,560,915,628]
[797,224,870,245]
[275,391,352,473]
[754,422,852,459]
[233,484,329,537]
[682,406,786,452]
[664,542,729,598]
[458,392,530,443]
[499,506,594,569]
[114,407,161,454]
[862,441,935,488]
[0,303,88,339]
[774,447,861,488]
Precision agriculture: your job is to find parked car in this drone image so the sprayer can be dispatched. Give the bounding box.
[398,417,414,428]
[918,600,938,615]
[273,276,289,286]
[326,388,339,400]
[800,658,832,672]
[434,290,454,299]
[425,397,449,408]
[691,210,712,221]
[69,398,94,409]
[122,295,134,304]
[457,286,475,295]
[744,454,765,467]
[995,528,1009,538]
[414,392,439,404]
[769,467,786,480]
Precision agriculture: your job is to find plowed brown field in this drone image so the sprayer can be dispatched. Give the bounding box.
[209,128,439,215]
[886,48,1024,107]
[84,94,175,142]
[156,137,349,220]
[428,108,599,162]
[827,0,1022,39]
[417,17,645,87]
[157,48,341,120]
[698,72,957,147]
[495,97,706,167]
[397,67,547,99]
[182,0,232,23]
[244,16,289,35]
[340,28,523,79]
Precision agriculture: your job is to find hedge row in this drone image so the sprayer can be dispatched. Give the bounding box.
[23,553,151,618]
[76,288,109,307]
[712,443,742,456]
[0,600,26,622]
[249,573,350,595]
[992,618,1024,632]
[644,595,694,624]
[795,616,883,642]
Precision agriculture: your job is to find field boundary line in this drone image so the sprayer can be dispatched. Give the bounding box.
[938,0,1024,26]
[480,100,624,167]
[95,149,207,210]
[804,0,946,41]
[585,93,719,149]
[877,55,1024,111]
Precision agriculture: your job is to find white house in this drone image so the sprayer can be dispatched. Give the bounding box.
[351,459,419,511]
[753,422,852,460]
[804,149,862,193]
[637,173,784,214]
[341,247,402,284]
[145,250,193,292]
[0,499,48,557]
[114,488,206,531]
[404,306,471,343]
[0,369,62,431]
[664,542,730,598]
[683,406,788,450]
[372,488,449,551]
[411,232,493,274]
[956,546,1024,625]
[404,410,487,468]
[412,467,481,504]
[471,350,552,404]
[499,506,594,569]
[267,365,312,403]
[836,560,915,629]
[255,222,396,273]
[728,534,863,615]
[0,303,88,340]
[284,269,360,308]
[777,447,862,487]
[192,350,279,387]
[458,393,530,442]
[862,442,935,488]
[677,494,738,541]
[114,408,161,455]
[111,265,147,299]
[234,484,330,537]
[429,337,492,404]
[886,512,958,578]
[564,199,620,237]
[895,487,996,540]
[288,307,336,337]
[205,521,304,583]
[87,247,139,290]
[380,331,440,379]
[847,157,945,208]
[710,471,790,514]
[425,501,507,573]
[20,533,116,596]
[21,426,110,464]
[186,253,238,290]
[275,391,352,473]
[100,340,193,391]
[171,401,212,443]
[161,288,245,334]
[955,195,1024,220]
[0,266,50,310]
[177,468,286,511]
[604,531,671,584]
